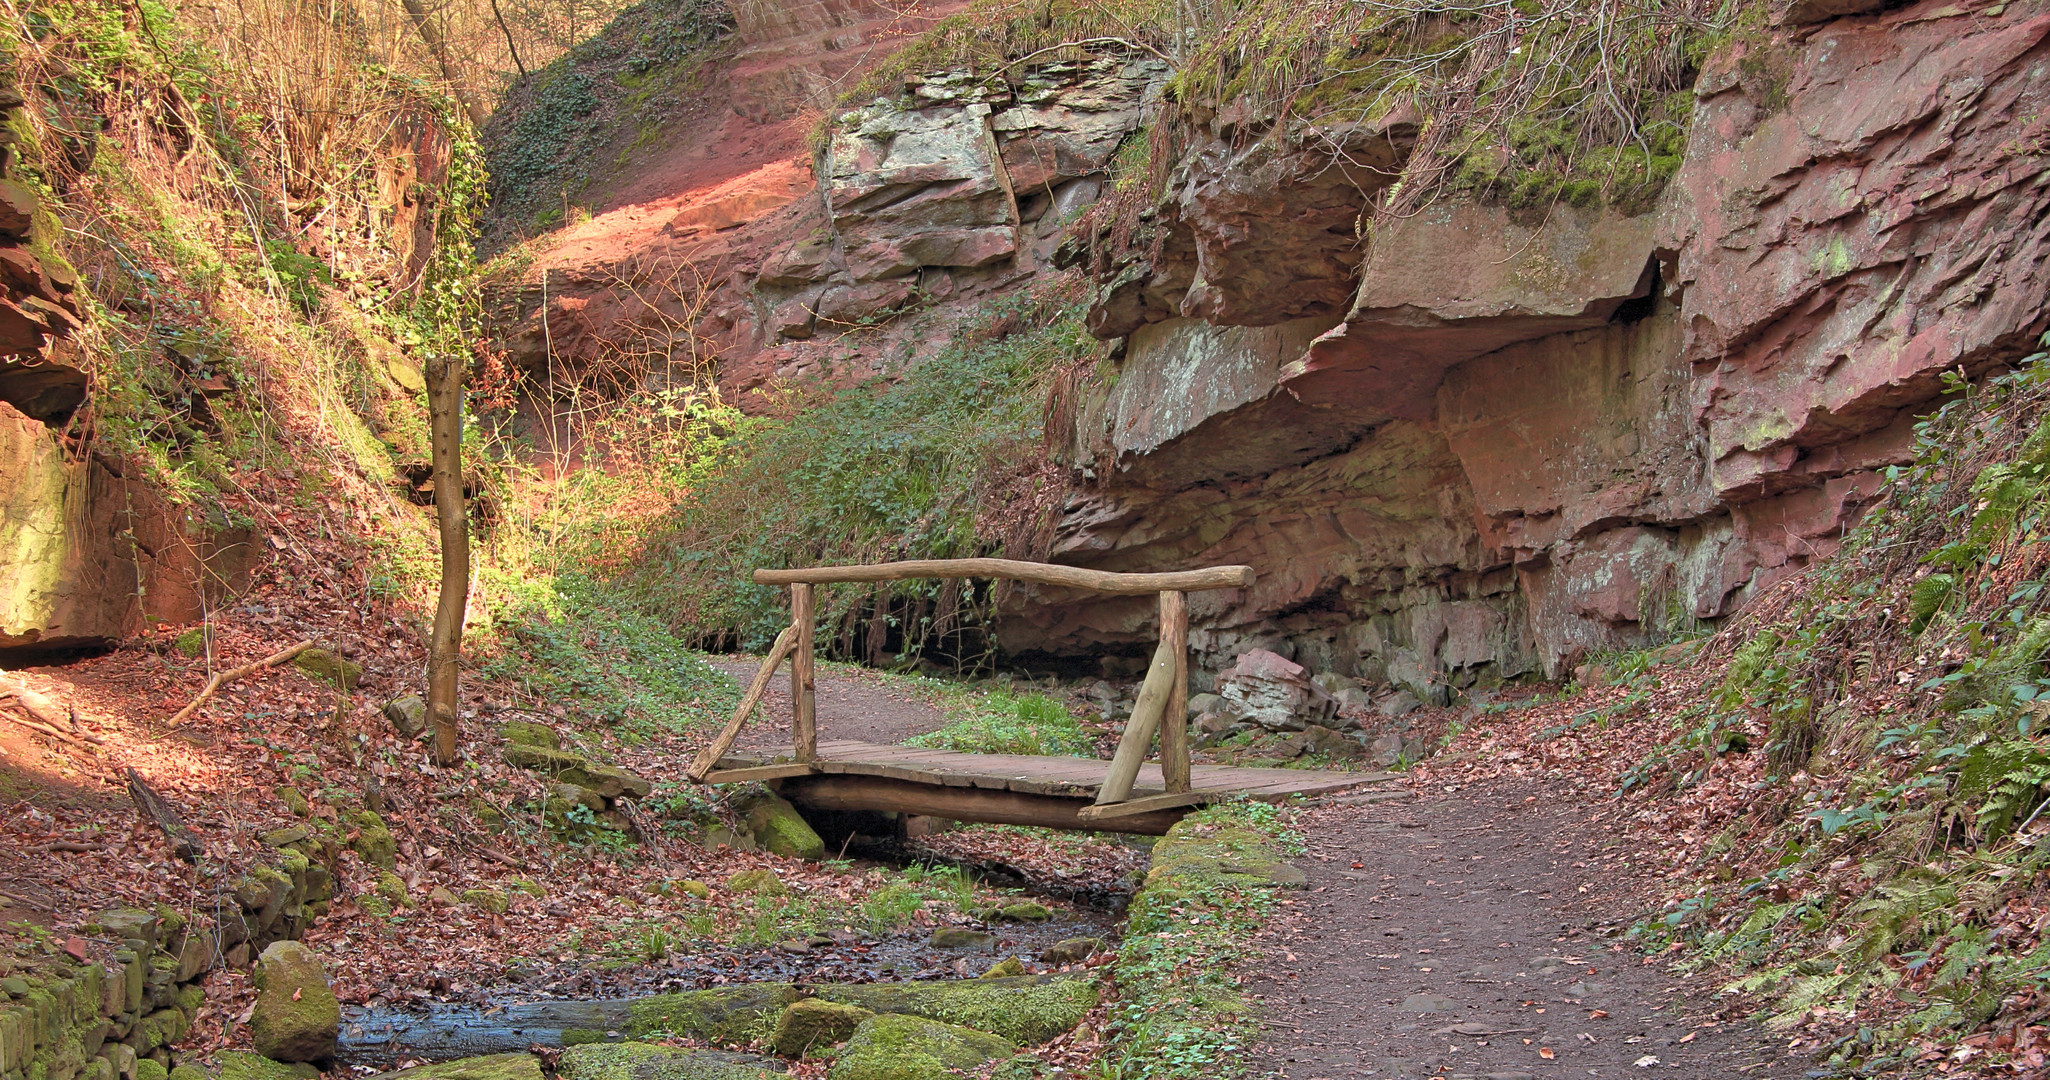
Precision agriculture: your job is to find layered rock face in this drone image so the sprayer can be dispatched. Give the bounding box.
[999,0,2050,698]
[0,77,255,655]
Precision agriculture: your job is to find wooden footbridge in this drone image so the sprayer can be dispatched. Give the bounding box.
[686,559,1393,834]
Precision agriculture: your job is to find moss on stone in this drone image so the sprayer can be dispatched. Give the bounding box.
[251,941,338,1062]
[360,1053,544,1080]
[500,721,561,749]
[510,879,547,898]
[996,902,1050,923]
[459,889,509,914]
[292,648,362,689]
[350,810,398,870]
[737,795,824,861]
[358,896,392,917]
[813,977,1094,1045]
[211,1051,320,1080]
[723,870,785,896]
[135,1059,169,1080]
[827,1014,1015,1080]
[166,1064,206,1080]
[557,1042,781,1080]
[374,872,411,908]
[275,787,311,817]
[771,998,873,1057]
[624,983,800,1045]
[980,958,1025,979]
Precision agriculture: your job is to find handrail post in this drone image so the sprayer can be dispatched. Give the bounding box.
[1159,590,1190,794]
[791,583,817,762]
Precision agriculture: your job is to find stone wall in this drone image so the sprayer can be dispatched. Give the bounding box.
[0,847,334,1080]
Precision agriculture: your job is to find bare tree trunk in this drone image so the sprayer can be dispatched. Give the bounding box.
[426,352,469,765]
[401,0,488,130]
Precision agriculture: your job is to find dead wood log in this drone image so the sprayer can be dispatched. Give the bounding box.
[686,625,799,782]
[125,767,204,862]
[167,640,313,725]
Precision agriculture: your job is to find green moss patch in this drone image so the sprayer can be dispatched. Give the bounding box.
[827,1013,1015,1080]
[360,1053,544,1080]
[557,1042,781,1080]
[771,998,873,1057]
[624,984,800,1046]
[814,976,1094,1045]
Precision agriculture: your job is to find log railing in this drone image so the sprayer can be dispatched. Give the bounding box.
[686,559,1256,804]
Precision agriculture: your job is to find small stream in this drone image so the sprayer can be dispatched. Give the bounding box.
[337,907,1118,1067]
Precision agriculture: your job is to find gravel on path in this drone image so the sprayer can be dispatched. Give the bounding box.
[1246,780,1792,1080]
[707,657,949,749]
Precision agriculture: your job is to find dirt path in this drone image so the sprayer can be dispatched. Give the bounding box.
[707,658,949,749]
[1248,779,1790,1080]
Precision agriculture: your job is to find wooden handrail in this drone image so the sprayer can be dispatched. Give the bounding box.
[752,558,1254,594]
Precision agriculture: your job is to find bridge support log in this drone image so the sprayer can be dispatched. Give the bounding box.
[792,583,817,762]
[1096,617,1180,806]
[1159,590,1190,794]
[782,774,1188,835]
[687,624,799,781]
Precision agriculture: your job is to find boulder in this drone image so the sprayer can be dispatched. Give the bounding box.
[1216,650,1334,731]
[1376,691,1422,717]
[814,976,1095,1044]
[827,1014,1015,1080]
[500,720,560,749]
[362,1054,546,1080]
[979,958,1025,979]
[996,902,1051,923]
[625,984,802,1045]
[460,889,509,914]
[770,999,873,1057]
[250,941,338,1062]
[724,869,786,896]
[558,1043,782,1080]
[1366,732,1406,768]
[350,809,397,869]
[927,928,992,950]
[383,695,427,738]
[736,794,824,861]
[274,787,310,817]
[1184,692,1224,719]
[292,647,362,689]
[502,745,652,800]
[1035,938,1103,965]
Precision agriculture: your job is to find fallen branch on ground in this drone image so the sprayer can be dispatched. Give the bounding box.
[0,678,100,746]
[168,640,314,725]
[126,767,204,862]
[0,707,100,749]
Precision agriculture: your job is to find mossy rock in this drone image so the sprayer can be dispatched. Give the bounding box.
[928,928,992,949]
[736,794,824,861]
[460,888,509,914]
[814,977,1095,1045]
[375,871,412,908]
[351,809,398,870]
[827,1014,1015,1080]
[501,720,561,750]
[771,998,873,1057]
[167,1065,208,1080]
[510,879,547,898]
[625,983,801,1045]
[996,902,1051,923]
[275,787,311,817]
[137,1060,170,1080]
[724,869,786,896]
[1036,937,1103,965]
[502,745,651,799]
[174,628,206,658]
[558,1042,783,1080]
[358,896,392,916]
[250,942,339,1062]
[292,647,363,689]
[212,1051,320,1080]
[980,957,1025,979]
[361,1053,546,1080]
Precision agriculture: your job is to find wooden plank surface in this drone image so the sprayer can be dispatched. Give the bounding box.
[714,739,1398,802]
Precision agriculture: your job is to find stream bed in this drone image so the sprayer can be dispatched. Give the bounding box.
[337,911,1117,1067]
